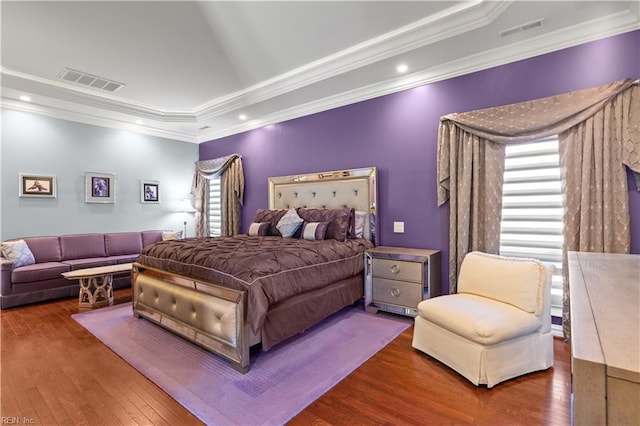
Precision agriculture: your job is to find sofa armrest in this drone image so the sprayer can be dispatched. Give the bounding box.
[1,259,14,296]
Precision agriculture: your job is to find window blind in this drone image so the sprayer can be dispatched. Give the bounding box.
[500,136,564,318]
[208,176,222,237]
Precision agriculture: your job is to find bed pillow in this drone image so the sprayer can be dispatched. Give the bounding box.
[349,210,367,239]
[253,209,289,237]
[297,208,352,241]
[300,222,330,241]
[247,222,270,236]
[1,239,36,269]
[276,208,304,238]
[162,230,183,240]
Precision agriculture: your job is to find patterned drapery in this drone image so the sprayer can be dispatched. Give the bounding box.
[192,154,244,237]
[437,79,639,340]
[221,157,244,236]
[559,84,639,338]
[437,122,505,294]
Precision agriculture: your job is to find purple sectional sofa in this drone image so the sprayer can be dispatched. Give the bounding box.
[0,231,164,309]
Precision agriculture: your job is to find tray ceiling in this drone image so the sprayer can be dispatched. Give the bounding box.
[1,1,638,143]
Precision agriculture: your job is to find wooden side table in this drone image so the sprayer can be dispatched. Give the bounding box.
[364,246,441,317]
[62,263,133,308]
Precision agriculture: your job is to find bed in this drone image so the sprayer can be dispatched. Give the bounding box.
[132,167,378,373]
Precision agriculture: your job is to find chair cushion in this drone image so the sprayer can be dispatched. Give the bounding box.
[416,294,542,345]
[457,251,545,314]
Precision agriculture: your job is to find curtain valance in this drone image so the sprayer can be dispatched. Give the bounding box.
[193,154,240,183]
[438,79,639,206]
[192,154,244,237]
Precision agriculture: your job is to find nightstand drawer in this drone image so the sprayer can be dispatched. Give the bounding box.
[371,278,422,307]
[372,258,422,283]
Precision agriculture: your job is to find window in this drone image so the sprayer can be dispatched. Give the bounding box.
[208,176,222,237]
[499,136,564,321]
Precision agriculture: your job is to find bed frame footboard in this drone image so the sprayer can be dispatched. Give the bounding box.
[132,263,251,373]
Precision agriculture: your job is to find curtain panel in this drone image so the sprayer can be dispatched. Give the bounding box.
[192,154,244,237]
[221,157,244,236]
[437,79,639,339]
[559,84,639,339]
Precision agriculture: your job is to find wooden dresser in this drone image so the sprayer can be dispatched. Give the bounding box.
[568,251,639,425]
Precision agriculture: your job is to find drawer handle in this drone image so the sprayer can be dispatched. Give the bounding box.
[391,288,401,297]
[390,264,400,274]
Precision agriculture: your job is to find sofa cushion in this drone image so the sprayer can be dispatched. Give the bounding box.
[60,234,106,260]
[142,230,164,247]
[110,254,139,264]
[11,262,71,284]
[105,232,143,256]
[417,294,542,345]
[457,251,545,314]
[62,257,116,269]
[22,236,62,262]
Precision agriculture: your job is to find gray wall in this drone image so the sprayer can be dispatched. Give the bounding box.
[1,110,198,240]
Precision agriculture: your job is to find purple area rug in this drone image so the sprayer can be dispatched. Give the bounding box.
[72,303,410,425]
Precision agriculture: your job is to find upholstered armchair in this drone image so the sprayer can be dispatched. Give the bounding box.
[412,251,555,388]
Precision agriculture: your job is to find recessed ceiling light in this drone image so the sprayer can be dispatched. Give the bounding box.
[19,95,31,102]
[396,64,409,74]
[238,114,247,121]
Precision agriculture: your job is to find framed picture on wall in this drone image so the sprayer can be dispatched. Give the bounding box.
[19,173,57,198]
[85,172,115,203]
[140,180,160,204]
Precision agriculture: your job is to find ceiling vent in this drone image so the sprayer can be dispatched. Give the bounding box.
[57,67,124,92]
[499,18,545,38]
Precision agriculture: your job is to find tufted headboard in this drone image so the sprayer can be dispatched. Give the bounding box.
[268,167,378,244]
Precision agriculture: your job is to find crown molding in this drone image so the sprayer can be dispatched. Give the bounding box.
[0,97,198,142]
[195,0,509,120]
[2,1,506,124]
[198,8,640,142]
[2,2,637,144]
[1,69,198,122]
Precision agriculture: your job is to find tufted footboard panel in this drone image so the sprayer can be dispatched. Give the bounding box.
[132,263,251,373]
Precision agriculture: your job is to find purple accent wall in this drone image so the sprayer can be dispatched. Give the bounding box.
[200,30,640,294]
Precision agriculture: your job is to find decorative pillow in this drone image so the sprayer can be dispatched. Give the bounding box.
[162,230,183,241]
[276,208,304,238]
[247,222,270,236]
[297,208,352,241]
[300,222,330,241]
[349,210,367,238]
[1,239,36,269]
[253,209,289,237]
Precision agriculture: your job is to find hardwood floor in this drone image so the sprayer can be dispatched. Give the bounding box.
[1,289,572,425]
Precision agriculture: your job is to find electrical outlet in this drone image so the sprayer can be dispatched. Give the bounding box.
[393,221,404,233]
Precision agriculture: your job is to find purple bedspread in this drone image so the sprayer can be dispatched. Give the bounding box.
[136,235,373,333]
